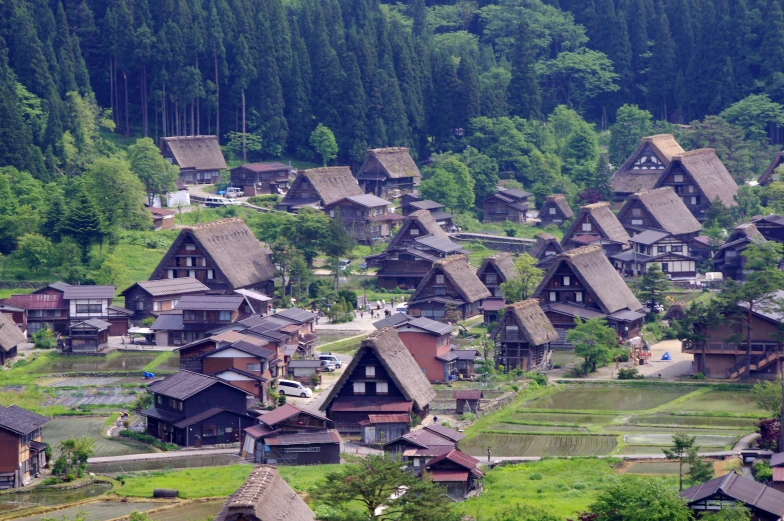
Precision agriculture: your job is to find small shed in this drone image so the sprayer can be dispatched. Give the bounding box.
[360,414,411,445]
[287,360,323,378]
[480,297,505,325]
[454,390,483,414]
[148,207,176,230]
[67,319,111,353]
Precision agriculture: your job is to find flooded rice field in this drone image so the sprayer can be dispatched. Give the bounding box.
[0,483,111,512]
[43,418,154,457]
[34,355,159,374]
[42,377,148,387]
[9,501,160,521]
[43,388,139,407]
[148,500,223,521]
[521,386,693,411]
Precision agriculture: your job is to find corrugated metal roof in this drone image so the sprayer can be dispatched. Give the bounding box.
[424,423,466,442]
[329,398,413,413]
[273,308,317,324]
[177,295,245,311]
[342,194,391,207]
[234,288,272,302]
[0,405,50,435]
[263,430,341,446]
[367,414,410,424]
[287,360,323,368]
[2,293,67,309]
[427,470,469,482]
[148,370,251,400]
[258,404,329,427]
[63,285,115,300]
[453,390,482,401]
[130,278,209,297]
[151,314,184,331]
[414,235,464,253]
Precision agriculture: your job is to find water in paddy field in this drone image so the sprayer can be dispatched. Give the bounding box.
[9,501,160,521]
[34,355,159,373]
[0,483,111,512]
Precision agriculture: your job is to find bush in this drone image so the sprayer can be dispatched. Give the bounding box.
[753,459,773,482]
[523,371,547,386]
[40,477,59,485]
[529,473,543,480]
[617,368,643,380]
[32,328,57,349]
[691,372,706,380]
[119,430,179,451]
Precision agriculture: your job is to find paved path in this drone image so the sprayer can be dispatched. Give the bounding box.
[88,448,236,464]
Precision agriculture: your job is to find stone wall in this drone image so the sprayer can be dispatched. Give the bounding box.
[452,233,534,253]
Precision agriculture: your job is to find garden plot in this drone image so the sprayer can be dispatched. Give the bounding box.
[42,377,145,387]
[488,423,590,433]
[42,387,139,407]
[33,354,159,373]
[521,386,693,411]
[508,412,619,424]
[622,433,737,447]
[149,500,224,521]
[43,417,154,457]
[459,433,617,457]
[616,445,672,455]
[88,454,239,474]
[624,461,690,475]
[664,390,768,416]
[630,415,760,429]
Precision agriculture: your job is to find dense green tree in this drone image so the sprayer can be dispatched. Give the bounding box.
[682,116,754,183]
[463,147,499,203]
[127,137,178,205]
[83,156,150,232]
[639,263,670,310]
[456,54,481,129]
[761,2,784,82]
[702,505,752,521]
[59,187,105,263]
[663,433,699,491]
[95,253,128,285]
[647,9,677,120]
[507,21,541,120]
[567,317,618,374]
[252,16,287,155]
[608,104,653,167]
[584,476,693,521]
[310,124,338,166]
[499,254,543,302]
[15,233,52,273]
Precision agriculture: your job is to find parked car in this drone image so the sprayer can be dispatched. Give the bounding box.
[319,353,342,369]
[205,196,229,208]
[395,302,409,313]
[277,379,312,398]
[320,360,336,372]
[225,187,244,198]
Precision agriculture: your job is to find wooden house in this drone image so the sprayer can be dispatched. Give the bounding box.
[714,223,765,281]
[241,404,340,466]
[213,465,316,521]
[324,194,403,244]
[277,167,363,212]
[611,230,699,279]
[366,210,467,290]
[142,370,254,447]
[652,149,739,221]
[230,162,293,196]
[287,360,323,380]
[480,297,505,325]
[491,300,559,373]
[372,314,456,383]
[758,152,784,186]
[401,200,454,230]
[201,340,276,402]
[680,471,784,521]
[537,194,574,227]
[770,453,784,492]
[176,330,281,374]
[151,294,252,346]
[0,313,25,366]
[476,253,519,298]
[408,255,491,322]
[529,232,564,270]
[684,289,784,379]
[752,215,784,244]
[149,218,276,294]
[0,405,49,489]
[160,136,227,185]
[424,448,484,501]
[616,187,702,240]
[482,188,530,223]
[533,245,645,345]
[320,327,436,435]
[454,349,479,378]
[67,319,111,353]
[61,285,131,337]
[148,207,176,230]
[121,277,209,324]
[359,414,411,445]
[454,390,482,414]
[561,202,630,255]
[382,423,464,466]
[610,134,685,201]
[357,147,422,198]
[0,293,68,338]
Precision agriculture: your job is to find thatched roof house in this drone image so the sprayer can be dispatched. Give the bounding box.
[616,187,702,238]
[490,300,558,373]
[610,134,684,199]
[320,327,436,433]
[214,465,315,521]
[357,147,421,197]
[160,136,227,185]
[278,167,363,211]
[409,255,492,321]
[714,222,766,281]
[561,202,630,254]
[149,218,275,293]
[758,151,784,186]
[653,149,739,220]
[476,253,518,298]
[538,194,574,226]
[0,312,25,365]
[529,232,564,268]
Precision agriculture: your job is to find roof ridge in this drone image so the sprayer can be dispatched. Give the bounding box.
[642,133,676,141]
[673,148,716,159]
[435,254,468,266]
[370,147,410,153]
[719,470,738,492]
[559,245,603,258]
[188,218,246,230]
[634,186,674,197]
[582,202,611,209]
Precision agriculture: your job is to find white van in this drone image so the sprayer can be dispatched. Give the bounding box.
[319,353,342,369]
[225,187,244,198]
[277,379,312,398]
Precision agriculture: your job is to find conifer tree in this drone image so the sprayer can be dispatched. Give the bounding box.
[254,14,288,154]
[206,3,227,140]
[457,54,481,130]
[762,2,784,81]
[508,21,541,120]
[339,52,368,166]
[60,187,105,264]
[232,35,256,161]
[647,9,677,120]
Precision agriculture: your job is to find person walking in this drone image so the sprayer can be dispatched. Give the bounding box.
[487,447,491,463]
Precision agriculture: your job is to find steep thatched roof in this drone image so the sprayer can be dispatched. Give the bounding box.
[476,253,518,283]
[363,147,422,179]
[320,328,436,412]
[563,202,630,247]
[618,187,702,236]
[0,313,25,353]
[491,300,558,346]
[161,136,227,171]
[655,149,738,207]
[529,232,564,260]
[412,255,491,304]
[541,194,574,219]
[385,209,449,251]
[718,223,765,254]
[759,152,784,186]
[301,167,364,206]
[214,465,315,521]
[150,219,275,290]
[534,245,643,314]
[611,134,684,194]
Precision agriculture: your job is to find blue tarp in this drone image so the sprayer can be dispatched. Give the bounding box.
[661,352,672,361]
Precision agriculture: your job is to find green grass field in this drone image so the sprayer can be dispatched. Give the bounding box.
[43,417,154,457]
[119,465,254,498]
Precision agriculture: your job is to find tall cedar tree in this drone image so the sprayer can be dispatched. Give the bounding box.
[508,21,541,120]
[60,188,105,263]
[647,9,677,120]
[253,14,288,153]
[457,54,481,130]
[761,2,784,81]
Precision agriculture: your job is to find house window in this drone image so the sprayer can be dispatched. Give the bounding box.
[549,292,558,302]
[172,299,180,308]
[202,425,217,437]
[377,381,389,394]
[632,208,641,217]
[167,270,175,279]
[549,207,556,215]
[505,325,519,341]
[435,274,445,285]
[671,245,683,253]
[674,174,684,182]
[661,263,669,272]
[136,301,145,311]
[188,270,196,278]
[186,257,193,267]
[185,244,196,251]
[329,210,335,217]
[688,185,694,193]
[658,246,667,254]
[563,276,570,286]
[410,228,419,236]
[631,219,643,226]
[207,270,214,280]
[247,363,261,372]
[219,311,231,321]
[157,395,162,405]
[485,273,497,284]
[353,382,366,394]
[75,304,102,314]
[575,291,583,303]
[581,222,592,232]
[366,366,376,378]
[691,196,699,205]
[413,458,421,467]
[153,301,162,312]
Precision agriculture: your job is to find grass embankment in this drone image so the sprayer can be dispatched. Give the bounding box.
[317,334,366,355]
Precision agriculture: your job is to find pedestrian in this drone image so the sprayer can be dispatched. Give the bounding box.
[315,315,320,325]
[487,446,491,463]
[360,310,364,318]
[433,416,438,423]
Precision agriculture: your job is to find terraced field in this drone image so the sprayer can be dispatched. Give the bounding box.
[521,386,694,411]
[507,412,618,424]
[487,423,590,433]
[664,390,768,415]
[625,461,691,475]
[460,433,618,457]
[629,415,759,428]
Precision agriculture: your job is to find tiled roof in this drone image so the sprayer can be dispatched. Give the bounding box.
[148,370,251,400]
[177,295,245,311]
[0,405,49,435]
[62,285,115,300]
[258,404,329,427]
[126,278,209,297]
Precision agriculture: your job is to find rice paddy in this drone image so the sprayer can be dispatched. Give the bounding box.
[624,461,691,475]
[663,390,768,415]
[43,417,154,457]
[460,433,619,457]
[520,386,694,411]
